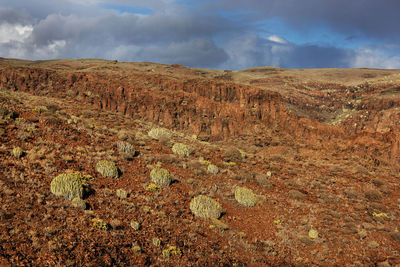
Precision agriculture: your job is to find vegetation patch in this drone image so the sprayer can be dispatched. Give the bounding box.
[162,245,182,258]
[96,160,119,178]
[12,147,23,158]
[234,187,258,207]
[150,167,171,186]
[148,127,171,140]
[190,195,222,219]
[207,164,219,174]
[146,183,162,193]
[116,188,128,198]
[71,197,86,209]
[50,172,92,200]
[117,141,135,160]
[92,218,108,230]
[172,142,190,157]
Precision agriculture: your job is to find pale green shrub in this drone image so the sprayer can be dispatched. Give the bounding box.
[116,188,128,198]
[150,167,171,186]
[12,147,23,158]
[96,160,119,178]
[50,173,85,200]
[190,195,222,219]
[130,221,140,231]
[234,187,257,207]
[148,127,171,140]
[71,197,86,209]
[117,141,135,160]
[207,164,219,174]
[172,143,190,157]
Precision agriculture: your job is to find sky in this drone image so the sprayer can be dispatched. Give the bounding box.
[0,0,400,70]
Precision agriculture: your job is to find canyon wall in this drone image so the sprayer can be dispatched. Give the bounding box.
[1,65,399,168]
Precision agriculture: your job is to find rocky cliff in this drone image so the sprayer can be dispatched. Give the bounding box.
[1,59,399,168]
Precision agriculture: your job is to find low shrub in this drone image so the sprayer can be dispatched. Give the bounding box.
[190,195,222,219]
[234,187,258,207]
[162,245,182,257]
[152,237,161,247]
[130,221,140,231]
[92,218,108,230]
[116,188,128,198]
[146,183,162,193]
[207,164,219,174]
[150,167,171,186]
[0,104,15,120]
[50,172,88,200]
[172,143,190,157]
[12,147,23,158]
[148,127,171,140]
[96,160,119,178]
[117,141,135,160]
[71,197,86,209]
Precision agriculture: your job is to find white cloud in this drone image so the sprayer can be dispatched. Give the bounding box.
[267,35,288,44]
[350,48,400,69]
[0,23,33,43]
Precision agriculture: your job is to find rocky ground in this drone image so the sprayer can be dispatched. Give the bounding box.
[0,58,400,266]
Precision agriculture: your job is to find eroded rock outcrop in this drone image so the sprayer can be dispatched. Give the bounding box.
[1,60,400,167]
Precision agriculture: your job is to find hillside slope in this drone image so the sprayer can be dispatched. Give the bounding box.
[0,58,400,266]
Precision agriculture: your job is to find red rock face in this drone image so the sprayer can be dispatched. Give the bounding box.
[0,67,291,140]
[1,61,400,168]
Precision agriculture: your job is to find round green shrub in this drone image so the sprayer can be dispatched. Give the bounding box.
[50,173,84,200]
[96,160,119,178]
[234,187,258,207]
[117,141,135,160]
[172,143,190,157]
[150,167,171,186]
[207,164,219,174]
[190,195,222,219]
[12,147,23,158]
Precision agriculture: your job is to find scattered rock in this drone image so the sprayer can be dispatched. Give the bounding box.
[109,219,122,230]
[367,241,379,249]
[390,232,400,243]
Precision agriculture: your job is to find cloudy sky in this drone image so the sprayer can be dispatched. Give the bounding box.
[1,0,399,69]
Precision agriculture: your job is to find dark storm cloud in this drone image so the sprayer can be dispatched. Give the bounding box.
[220,34,353,70]
[0,8,33,25]
[278,45,352,69]
[210,0,400,42]
[0,0,398,69]
[24,12,231,67]
[139,39,229,67]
